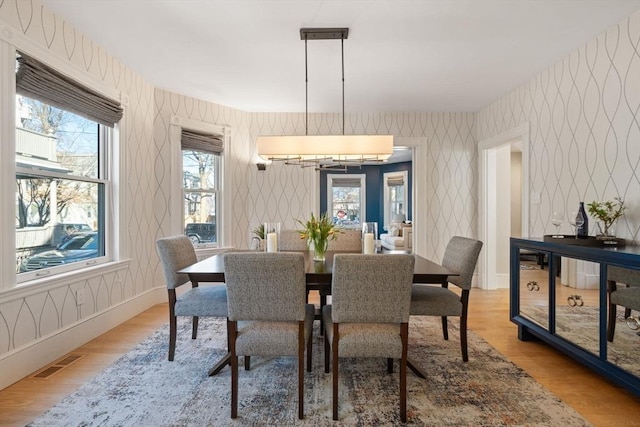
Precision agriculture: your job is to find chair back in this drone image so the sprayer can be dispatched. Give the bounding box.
[441,236,483,290]
[331,254,414,323]
[156,235,198,290]
[224,252,306,322]
[279,229,309,251]
[608,266,640,287]
[328,229,362,252]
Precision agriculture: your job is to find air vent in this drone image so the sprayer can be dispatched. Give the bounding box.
[32,353,84,378]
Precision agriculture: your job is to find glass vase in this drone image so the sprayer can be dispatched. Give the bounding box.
[312,238,328,261]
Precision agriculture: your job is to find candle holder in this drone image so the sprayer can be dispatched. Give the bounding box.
[264,222,280,252]
[362,222,378,254]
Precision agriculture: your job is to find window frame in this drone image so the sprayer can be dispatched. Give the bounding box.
[383,171,408,231]
[1,25,122,289]
[327,173,366,229]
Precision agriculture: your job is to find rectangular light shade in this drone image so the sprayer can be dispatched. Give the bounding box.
[257,135,394,162]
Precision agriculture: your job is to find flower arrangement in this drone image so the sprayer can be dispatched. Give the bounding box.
[587,197,625,237]
[296,212,341,261]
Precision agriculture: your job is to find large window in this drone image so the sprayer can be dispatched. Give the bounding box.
[327,174,366,228]
[14,52,120,282]
[383,171,408,230]
[181,129,222,246]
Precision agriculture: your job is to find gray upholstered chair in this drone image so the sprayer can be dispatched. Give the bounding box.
[327,228,362,252]
[607,266,640,342]
[279,229,309,251]
[323,254,415,422]
[223,252,314,420]
[155,235,228,362]
[410,236,483,363]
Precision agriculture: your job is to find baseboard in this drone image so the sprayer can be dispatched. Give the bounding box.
[0,287,166,390]
[494,273,511,289]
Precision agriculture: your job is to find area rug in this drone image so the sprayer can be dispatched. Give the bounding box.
[523,304,639,377]
[29,317,591,426]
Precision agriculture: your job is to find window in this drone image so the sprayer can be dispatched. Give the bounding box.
[327,174,365,228]
[181,129,222,246]
[14,52,121,281]
[383,171,408,230]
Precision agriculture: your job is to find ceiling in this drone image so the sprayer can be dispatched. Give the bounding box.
[40,1,639,114]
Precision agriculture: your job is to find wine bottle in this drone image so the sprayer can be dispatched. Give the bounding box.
[577,202,589,238]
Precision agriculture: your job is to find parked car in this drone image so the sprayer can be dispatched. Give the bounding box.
[185,223,216,244]
[19,232,98,273]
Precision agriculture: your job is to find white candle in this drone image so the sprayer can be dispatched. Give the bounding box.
[266,232,278,252]
[364,233,374,254]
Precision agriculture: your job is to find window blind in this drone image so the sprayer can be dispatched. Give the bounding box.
[332,178,361,188]
[181,129,224,153]
[387,177,404,186]
[15,53,123,127]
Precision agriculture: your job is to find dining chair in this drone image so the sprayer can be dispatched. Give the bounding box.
[223,252,314,420]
[327,228,362,252]
[155,235,228,362]
[278,229,309,251]
[607,266,640,342]
[323,253,415,422]
[410,236,483,362]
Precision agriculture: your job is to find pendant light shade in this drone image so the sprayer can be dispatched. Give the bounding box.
[257,28,393,170]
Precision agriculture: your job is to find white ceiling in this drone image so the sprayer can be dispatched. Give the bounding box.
[41,0,639,113]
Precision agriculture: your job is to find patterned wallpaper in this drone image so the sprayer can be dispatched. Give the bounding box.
[477,10,640,244]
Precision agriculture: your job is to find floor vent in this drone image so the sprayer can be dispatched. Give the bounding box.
[33,353,84,378]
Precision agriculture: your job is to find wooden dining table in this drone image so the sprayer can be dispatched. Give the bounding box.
[178,250,458,379]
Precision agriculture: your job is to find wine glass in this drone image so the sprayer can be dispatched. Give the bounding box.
[569,212,578,238]
[551,212,563,238]
[573,211,584,238]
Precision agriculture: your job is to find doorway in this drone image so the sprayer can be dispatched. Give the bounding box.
[478,123,530,289]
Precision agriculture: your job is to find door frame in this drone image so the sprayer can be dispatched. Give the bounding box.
[478,123,530,290]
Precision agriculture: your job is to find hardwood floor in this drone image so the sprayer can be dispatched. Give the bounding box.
[1,288,639,426]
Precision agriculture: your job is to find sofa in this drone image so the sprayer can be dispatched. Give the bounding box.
[380,223,412,251]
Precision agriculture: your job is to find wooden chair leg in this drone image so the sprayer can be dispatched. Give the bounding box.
[441,316,449,340]
[324,324,330,373]
[624,308,631,319]
[306,327,313,373]
[230,321,238,419]
[192,316,199,339]
[400,323,408,423]
[607,280,617,342]
[298,321,305,419]
[461,290,470,362]
[244,356,250,370]
[387,358,394,374]
[332,323,339,421]
[168,315,177,361]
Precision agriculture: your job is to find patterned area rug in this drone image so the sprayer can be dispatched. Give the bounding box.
[29,317,591,426]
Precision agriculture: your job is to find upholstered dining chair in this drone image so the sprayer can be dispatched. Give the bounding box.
[323,254,415,422]
[223,252,314,420]
[607,266,640,342]
[155,235,228,362]
[327,228,363,252]
[410,236,483,362]
[278,229,309,251]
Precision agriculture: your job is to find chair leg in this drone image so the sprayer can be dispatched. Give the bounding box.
[400,323,408,423]
[387,358,394,374]
[298,321,305,419]
[244,356,251,371]
[192,316,199,339]
[320,292,328,336]
[324,324,330,374]
[306,327,313,373]
[441,316,449,340]
[624,308,631,319]
[168,315,177,361]
[607,280,617,342]
[460,290,470,362]
[332,323,339,421]
[229,321,238,419]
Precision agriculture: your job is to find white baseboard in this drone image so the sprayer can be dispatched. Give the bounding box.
[0,287,166,390]
[494,273,511,289]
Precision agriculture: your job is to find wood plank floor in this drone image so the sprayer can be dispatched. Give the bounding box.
[1,288,639,426]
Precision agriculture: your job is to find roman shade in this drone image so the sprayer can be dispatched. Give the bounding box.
[181,129,224,154]
[15,52,123,127]
[331,177,361,188]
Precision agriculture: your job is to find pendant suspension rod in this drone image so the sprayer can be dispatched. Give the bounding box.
[304,36,308,136]
[341,36,345,136]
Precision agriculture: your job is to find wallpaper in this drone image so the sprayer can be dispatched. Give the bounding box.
[477,10,639,244]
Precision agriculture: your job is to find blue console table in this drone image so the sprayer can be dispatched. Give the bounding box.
[510,237,640,396]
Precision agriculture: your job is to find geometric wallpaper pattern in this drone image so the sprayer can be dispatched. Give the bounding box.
[0,0,637,372]
[478,10,639,244]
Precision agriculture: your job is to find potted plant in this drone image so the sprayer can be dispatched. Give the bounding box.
[296,212,342,261]
[251,224,265,250]
[587,197,625,239]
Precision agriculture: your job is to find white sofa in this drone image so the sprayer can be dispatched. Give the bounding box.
[380,224,412,251]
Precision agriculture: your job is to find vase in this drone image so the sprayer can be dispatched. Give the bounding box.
[312,238,328,261]
[596,221,617,242]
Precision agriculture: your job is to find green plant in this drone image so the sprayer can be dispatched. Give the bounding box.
[587,197,625,236]
[252,224,265,239]
[295,212,342,243]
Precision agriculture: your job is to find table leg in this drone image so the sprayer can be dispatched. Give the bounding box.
[407,357,427,379]
[208,353,231,376]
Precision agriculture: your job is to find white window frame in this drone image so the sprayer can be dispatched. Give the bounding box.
[169,116,229,250]
[327,174,366,228]
[1,24,121,289]
[383,171,408,231]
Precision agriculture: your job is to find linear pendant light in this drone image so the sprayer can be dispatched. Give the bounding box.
[257,28,393,170]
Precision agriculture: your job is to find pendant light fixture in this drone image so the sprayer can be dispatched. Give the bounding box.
[257,28,394,170]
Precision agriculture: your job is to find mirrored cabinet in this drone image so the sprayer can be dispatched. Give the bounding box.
[510,237,640,396]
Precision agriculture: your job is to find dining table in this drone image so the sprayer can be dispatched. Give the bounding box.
[178,250,458,379]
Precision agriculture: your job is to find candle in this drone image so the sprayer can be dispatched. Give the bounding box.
[266,232,278,252]
[364,233,374,254]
